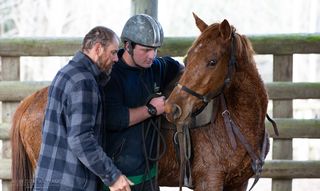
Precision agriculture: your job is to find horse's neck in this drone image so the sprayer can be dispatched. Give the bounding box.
[224,63,267,113]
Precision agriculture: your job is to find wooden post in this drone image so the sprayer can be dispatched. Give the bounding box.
[272,55,293,191]
[1,56,20,191]
[131,0,158,19]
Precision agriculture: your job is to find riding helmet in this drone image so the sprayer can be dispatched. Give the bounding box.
[121,14,164,48]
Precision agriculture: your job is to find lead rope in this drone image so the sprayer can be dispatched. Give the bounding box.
[173,123,194,191]
[176,126,185,191]
[183,125,193,188]
[141,115,167,191]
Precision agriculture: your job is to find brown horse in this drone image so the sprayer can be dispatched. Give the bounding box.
[11,14,271,191]
[162,13,271,191]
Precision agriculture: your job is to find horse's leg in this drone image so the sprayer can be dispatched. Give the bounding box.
[193,171,225,191]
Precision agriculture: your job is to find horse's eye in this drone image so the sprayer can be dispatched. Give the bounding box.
[207,60,217,67]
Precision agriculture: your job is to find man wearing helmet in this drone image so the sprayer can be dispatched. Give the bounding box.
[102,14,183,191]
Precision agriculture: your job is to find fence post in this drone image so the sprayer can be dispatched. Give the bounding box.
[1,56,20,191]
[131,0,158,19]
[272,55,293,191]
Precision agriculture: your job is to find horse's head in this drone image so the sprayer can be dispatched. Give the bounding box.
[165,13,246,125]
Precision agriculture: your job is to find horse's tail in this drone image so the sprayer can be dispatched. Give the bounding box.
[11,97,35,191]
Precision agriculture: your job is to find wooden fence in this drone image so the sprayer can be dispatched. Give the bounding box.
[0,34,320,191]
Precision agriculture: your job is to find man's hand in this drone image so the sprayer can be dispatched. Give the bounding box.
[109,175,133,191]
[149,96,166,115]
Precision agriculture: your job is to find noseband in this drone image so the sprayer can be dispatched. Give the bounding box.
[177,32,237,117]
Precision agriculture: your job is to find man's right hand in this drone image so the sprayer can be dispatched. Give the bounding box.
[109,175,133,191]
[149,96,166,115]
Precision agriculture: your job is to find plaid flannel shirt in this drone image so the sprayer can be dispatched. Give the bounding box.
[33,51,121,191]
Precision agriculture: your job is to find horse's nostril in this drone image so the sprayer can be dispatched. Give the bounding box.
[172,104,182,120]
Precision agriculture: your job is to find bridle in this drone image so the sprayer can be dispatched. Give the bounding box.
[176,31,237,117]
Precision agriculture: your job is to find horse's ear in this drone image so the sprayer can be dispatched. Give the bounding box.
[193,12,208,32]
[219,19,232,41]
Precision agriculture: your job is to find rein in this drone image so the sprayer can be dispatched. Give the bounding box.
[220,93,268,191]
[141,115,167,191]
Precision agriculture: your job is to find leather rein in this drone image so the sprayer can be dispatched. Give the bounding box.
[173,32,278,190]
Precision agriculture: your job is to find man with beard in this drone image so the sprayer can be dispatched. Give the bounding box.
[33,26,132,191]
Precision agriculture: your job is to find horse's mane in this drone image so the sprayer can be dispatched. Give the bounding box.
[234,32,256,68]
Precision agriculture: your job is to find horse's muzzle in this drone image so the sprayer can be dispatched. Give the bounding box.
[165,102,182,122]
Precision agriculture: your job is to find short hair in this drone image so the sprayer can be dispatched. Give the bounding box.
[81,26,118,51]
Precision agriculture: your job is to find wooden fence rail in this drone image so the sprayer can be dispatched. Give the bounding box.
[1,118,319,140]
[1,34,320,56]
[0,81,320,101]
[1,159,320,181]
[1,34,320,191]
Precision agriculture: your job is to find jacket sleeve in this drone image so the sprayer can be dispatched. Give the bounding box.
[66,80,121,186]
[159,57,184,90]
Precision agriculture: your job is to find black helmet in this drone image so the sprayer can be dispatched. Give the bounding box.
[121,14,164,48]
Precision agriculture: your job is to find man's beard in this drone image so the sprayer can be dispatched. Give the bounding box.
[97,57,112,73]
[105,67,112,75]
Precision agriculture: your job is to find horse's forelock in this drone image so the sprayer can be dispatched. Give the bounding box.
[186,23,255,70]
[188,23,221,56]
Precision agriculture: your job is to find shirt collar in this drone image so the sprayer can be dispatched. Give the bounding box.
[117,49,144,71]
[73,51,110,86]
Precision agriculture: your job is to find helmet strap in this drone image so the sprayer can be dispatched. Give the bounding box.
[130,52,144,69]
[127,42,133,55]
[124,42,143,69]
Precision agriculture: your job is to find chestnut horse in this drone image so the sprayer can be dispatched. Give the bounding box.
[163,14,273,191]
[11,14,273,191]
